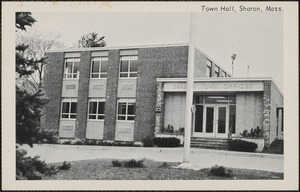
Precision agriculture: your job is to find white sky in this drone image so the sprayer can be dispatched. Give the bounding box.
[20,11,283,91]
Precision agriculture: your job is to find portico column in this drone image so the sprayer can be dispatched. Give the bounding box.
[155,82,164,135]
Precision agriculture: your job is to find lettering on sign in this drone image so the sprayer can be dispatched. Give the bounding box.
[65,84,76,90]
[173,84,186,90]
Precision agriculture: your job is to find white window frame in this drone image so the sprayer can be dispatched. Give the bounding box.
[117,99,136,121]
[90,57,108,79]
[206,59,212,77]
[61,98,77,119]
[119,55,138,78]
[87,98,106,121]
[64,58,80,79]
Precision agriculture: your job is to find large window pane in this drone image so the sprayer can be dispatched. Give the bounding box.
[206,107,214,133]
[129,60,138,72]
[101,60,108,73]
[118,103,127,115]
[218,107,226,133]
[127,103,136,115]
[73,61,80,73]
[92,61,100,73]
[62,102,70,113]
[195,105,203,132]
[98,102,105,114]
[70,102,77,113]
[120,60,129,72]
[89,102,97,114]
[66,62,73,73]
[129,73,137,77]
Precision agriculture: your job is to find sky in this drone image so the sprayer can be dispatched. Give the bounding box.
[18,11,283,91]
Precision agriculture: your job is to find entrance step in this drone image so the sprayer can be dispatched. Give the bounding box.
[190,137,229,150]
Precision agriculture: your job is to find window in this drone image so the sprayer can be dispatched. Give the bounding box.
[206,60,212,77]
[64,58,80,79]
[61,98,77,119]
[214,65,220,77]
[117,99,136,121]
[119,56,138,78]
[91,57,108,78]
[88,99,105,120]
[221,71,226,77]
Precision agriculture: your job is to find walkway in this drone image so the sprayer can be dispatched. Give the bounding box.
[20,144,283,172]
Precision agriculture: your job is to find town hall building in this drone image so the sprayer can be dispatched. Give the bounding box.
[42,43,283,148]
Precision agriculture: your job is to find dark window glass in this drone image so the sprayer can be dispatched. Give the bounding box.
[92,61,100,73]
[118,103,126,115]
[62,102,70,113]
[130,60,138,72]
[118,116,126,120]
[120,73,128,77]
[101,60,108,73]
[100,73,108,78]
[127,103,135,115]
[218,107,226,133]
[89,115,96,119]
[92,74,99,78]
[97,115,105,120]
[129,73,137,77]
[229,96,236,104]
[120,60,129,72]
[89,102,97,114]
[70,114,76,119]
[206,107,214,133]
[70,102,77,113]
[66,62,73,73]
[62,114,69,118]
[195,105,203,132]
[127,116,135,121]
[229,105,236,134]
[73,62,80,73]
[98,102,105,114]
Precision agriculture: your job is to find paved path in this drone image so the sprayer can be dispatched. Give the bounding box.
[20,144,283,172]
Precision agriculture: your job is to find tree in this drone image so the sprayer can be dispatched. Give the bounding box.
[77,32,107,48]
[16,31,65,84]
[15,12,57,180]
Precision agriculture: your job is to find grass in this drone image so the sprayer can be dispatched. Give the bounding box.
[43,159,283,180]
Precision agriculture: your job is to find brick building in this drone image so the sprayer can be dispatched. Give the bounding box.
[42,43,283,147]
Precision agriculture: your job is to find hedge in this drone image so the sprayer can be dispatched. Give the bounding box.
[228,139,258,152]
[153,137,180,147]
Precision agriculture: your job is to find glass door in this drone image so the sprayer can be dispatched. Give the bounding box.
[203,105,215,137]
[216,105,229,138]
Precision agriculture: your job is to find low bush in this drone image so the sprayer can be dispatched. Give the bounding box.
[35,130,59,144]
[112,160,122,167]
[209,165,233,178]
[123,159,145,168]
[142,135,155,147]
[228,139,258,152]
[59,161,72,170]
[153,137,180,147]
[70,139,85,145]
[158,162,169,169]
[263,139,283,154]
[16,147,59,180]
[113,141,134,147]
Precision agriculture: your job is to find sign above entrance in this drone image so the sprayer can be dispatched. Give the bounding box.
[163,81,264,92]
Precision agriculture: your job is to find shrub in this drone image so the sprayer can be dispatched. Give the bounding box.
[113,141,134,146]
[268,139,283,154]
[142,135,155,147]
[35,130,59,144]
[70,139,85,145]
[240,126,263,138]
[16,147,59,180]
[59,161,72,170]
[153,137,180,147]
[228,139,258,152]
[112,160,122,167]
[123,159,145,168]
[209,165,233,178]
[158,162,169,169]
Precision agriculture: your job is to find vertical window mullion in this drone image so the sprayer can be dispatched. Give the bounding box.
[96,99,99,119]
[68,101,71,118]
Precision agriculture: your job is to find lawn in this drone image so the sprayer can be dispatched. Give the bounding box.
[43,159,283,180]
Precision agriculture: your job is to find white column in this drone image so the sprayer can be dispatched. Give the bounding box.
[183,12,196,163]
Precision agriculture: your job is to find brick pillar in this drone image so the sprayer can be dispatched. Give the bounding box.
[263,80,271,147]
[155,82,164,135]
[103,50,119,140]
[75,51,91,139]
[43,52,64,132]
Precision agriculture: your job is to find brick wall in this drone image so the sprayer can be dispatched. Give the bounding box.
[75,51,91,139]
[134,46,188,141]
[42,52,64,132]
[103,49,120,140]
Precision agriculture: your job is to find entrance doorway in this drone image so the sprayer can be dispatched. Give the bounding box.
[194,104,229,138]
